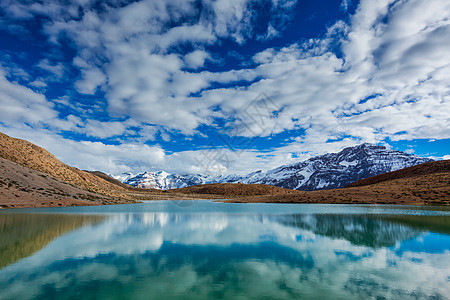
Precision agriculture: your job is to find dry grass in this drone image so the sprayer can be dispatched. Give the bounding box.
[0,158,132,208]
[1,131,449,208]
[347,160,450,187]
[0,132,133,200]
[226,168,450,205]
[174,183,301,196]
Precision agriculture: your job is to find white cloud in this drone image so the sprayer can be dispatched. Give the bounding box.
[340,0,351,11]
[193,0,450,144]
[157,24,216,49]
[28,79,47,89]
[184,50,210,69]
[33,0,299,134]
[75,67,106,95]
[1,213,448,299]
[83,120,127,139]
[405,148,415,154]
[37,59,65,79]
[0,0,449,175]
[0,67,57,125]
[208,0,253,44]
[257,23,279,41]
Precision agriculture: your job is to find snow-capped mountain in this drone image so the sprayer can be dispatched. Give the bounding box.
[112,171,213,190]
[113,143,433,191]
[236,143,433,190]
[113,172,135,183]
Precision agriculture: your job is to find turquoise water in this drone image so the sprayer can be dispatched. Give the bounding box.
[0,201,449,299]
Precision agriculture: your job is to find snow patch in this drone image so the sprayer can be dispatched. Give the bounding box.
[113,144,432,191]
[340,160,358,167]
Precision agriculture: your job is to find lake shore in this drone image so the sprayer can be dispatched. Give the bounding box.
[1,165,449,209]
[2,203,449,299]
[1,132,448,210]
[1,193,447,209]
[0,197,126,209]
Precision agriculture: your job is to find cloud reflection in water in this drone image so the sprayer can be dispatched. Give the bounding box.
[0,212,449,299]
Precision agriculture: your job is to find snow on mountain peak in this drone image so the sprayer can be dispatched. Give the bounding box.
[114,144,433,191]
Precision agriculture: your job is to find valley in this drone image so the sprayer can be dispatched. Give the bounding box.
[0,132,448,208]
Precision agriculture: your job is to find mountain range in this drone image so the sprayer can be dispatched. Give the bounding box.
[0,131,448,208]
[113,143,433,191]
[0,132,296,208]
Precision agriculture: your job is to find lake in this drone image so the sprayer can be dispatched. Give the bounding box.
[0,201,449,299]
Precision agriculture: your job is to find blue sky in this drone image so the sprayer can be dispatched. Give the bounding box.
[0,0,449,176]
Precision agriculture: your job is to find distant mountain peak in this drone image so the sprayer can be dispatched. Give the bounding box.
[342,142,384,153]
[114,143,433,191]
[356,142,380,147]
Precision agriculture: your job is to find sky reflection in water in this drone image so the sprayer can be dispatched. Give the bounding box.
[0,202,449,299]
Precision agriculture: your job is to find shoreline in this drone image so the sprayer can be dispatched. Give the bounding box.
[2,197,447,210]
[0,197,138,210]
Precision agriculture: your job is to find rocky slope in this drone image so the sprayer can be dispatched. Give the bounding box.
[116,143,433,191]
[347,159,450,187]
[226,160,450,205]
[0,130,448,207]
[115,171,211,190]
[240,143,433,190]
[0,132,133,200]
[176,183,301,197]
[0,158,124,209]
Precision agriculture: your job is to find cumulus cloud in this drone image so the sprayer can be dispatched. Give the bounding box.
[74,67,106,95]
[0,0,449,174]
[83,120,127,139]
[33,0,299,134]
[193,0,450,143]
[0,125,166,173]
[0,67,57,124]
[1,213,448,299]
[184,50,211,69]
[37,59,65,79]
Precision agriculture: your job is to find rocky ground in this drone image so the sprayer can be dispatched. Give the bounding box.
[0,132,448,208]
[0,158,129,209]
[225,161,450,205]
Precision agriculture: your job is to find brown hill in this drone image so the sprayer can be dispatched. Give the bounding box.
[0,158,130,208]
[0,132,239,206]
[1,131,448,207]
[89,171,140,190]
[0,132,134,200]
[174,183,301,197]
[347,160,450,187]
[0,214,102,267]
[227,160,450,205]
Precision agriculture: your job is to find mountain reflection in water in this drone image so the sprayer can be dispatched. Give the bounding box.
[0,204,448,299]
[0,213,103,268]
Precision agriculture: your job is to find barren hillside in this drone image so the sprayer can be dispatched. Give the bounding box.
[0,132,135,199]
[347,160,450,187]
[0,158,132,208]
[227,160,450,205]
[175,182,301,197]
[1,132,448,208]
